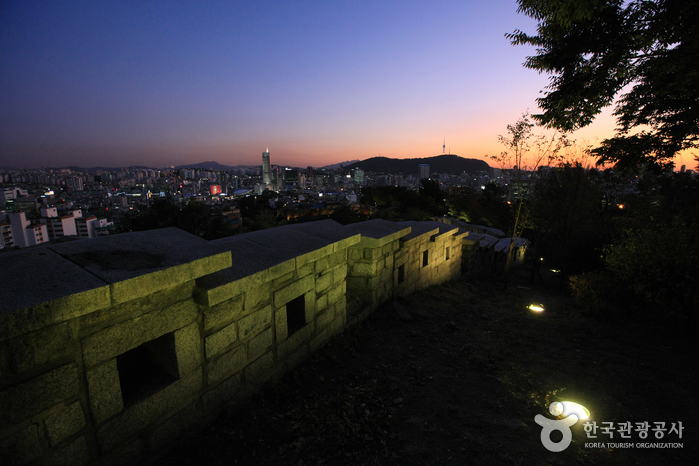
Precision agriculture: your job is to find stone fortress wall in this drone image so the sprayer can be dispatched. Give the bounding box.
[0,218,495,465]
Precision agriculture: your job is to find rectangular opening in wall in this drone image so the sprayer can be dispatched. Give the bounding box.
[445,246,450,261]
[422,250,429,267]
[117,332,179,408]
[397,264,405,283]
[286,294,306,336]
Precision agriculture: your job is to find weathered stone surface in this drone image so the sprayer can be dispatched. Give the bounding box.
[148,401,202,452]
[175,322,201,376]
[243,282,270,312]
[351,261,376,276]
[0,248,110,341]
[315,292,328,313]
[274,308,288,343]
[345,219,411,246]
[247,328,273,358]
[6,322,72,374]
[97,367,202,452]
[315,271,333,293]
[0,423,43,464]
[327,282,345,306]
[276,323,314,360]
[333,264,347,284]
[0,363,79,430]
[273,274,314,308]
[87,359,124,425]
[44,435,90,466]
[315,308,335,331]
[45,401,86,445]
[82,300,198,368]
[245,352,274,383]
[203,294,243,331]
[49,228,231,304]
[315,250,347,275]
[238,306,272,339]
[205,321,237,358]
[207,346,245,384]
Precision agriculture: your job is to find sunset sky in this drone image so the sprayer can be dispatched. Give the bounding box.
[3,0,687,170]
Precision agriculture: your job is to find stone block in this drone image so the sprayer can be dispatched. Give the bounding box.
[314,250,346,274]
[315,292,328,313]
[327,282,345,306]
[238,305,272,340]
[295,244,334,268]
[363,248,381,261]
[97,367,202,452]
[247,328,273,359]
[44,435,90,466]
[6,322,72,374]
[273,274,314,308]
[380,267,393,283]
[275,308,288,343]
[0,423,42,465]
[87,359,124,425]
[148,401,202,452]
[175,322,201,376]
[0,363,79,430]
[334,297,347,318]
[82,300,198,368]
[0,248,111,342]
[332,264,347,284]
[45,401,86,446]
[296,262,315,280]
[315,308,335,331]
[345,276,366,290]
[276,323,314,360]
[207,345,245,384]
[204,294,243,331]
[351,261,376,276]
[348,248,363,261]
[271,270,294,289]
[205,321,237,359]
[244,352,275,384]
[315,272,333,293]
[202,373,242,412]
[243,281,270,312]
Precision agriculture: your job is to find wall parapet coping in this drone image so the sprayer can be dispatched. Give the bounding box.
[198,220,361,306]
[0,228,231,342]
[345,219,411,248]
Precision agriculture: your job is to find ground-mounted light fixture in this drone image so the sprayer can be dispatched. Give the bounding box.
[550,401,590,420]
[527,303,544,312]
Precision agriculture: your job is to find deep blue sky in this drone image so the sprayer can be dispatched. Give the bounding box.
[1,0,624,169]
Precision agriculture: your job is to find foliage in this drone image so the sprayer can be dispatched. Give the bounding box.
[530,163,612,275]
[490,113,569,284]
[569,171,699,324]
[602,218,699,321]
[360,184,446,222]
[446,183,511,229]
[510,0,699,170]
[116,196,237,240]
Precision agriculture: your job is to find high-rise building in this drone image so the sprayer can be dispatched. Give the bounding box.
[419,164,430,180]
[262,148,271,186]
[353,169,364,185]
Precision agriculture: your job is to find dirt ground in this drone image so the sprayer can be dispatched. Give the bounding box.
[157,269,697,465]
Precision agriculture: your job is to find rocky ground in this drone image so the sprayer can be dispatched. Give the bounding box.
[157,269,697,465]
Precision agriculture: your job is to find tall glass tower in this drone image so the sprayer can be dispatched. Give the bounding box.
[262,148,271,185]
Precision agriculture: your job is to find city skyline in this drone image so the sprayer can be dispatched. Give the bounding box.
[1,1,690,170]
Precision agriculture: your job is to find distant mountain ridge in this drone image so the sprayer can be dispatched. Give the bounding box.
[349,154,490,175]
